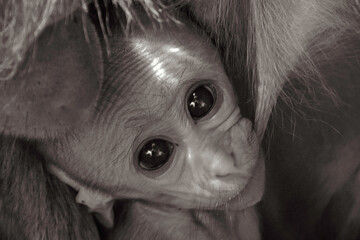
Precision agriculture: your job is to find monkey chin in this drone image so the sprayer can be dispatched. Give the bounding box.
[218,156,265,211]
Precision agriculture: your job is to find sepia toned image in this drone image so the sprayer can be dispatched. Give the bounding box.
[1,0,360,239]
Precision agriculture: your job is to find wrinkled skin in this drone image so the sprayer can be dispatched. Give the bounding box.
[39,18,264,210]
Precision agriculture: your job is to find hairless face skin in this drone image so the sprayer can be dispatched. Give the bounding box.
[39,16,264,227]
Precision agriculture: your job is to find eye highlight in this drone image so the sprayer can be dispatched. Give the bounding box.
[187,85,215,120]
[138,138,174,171]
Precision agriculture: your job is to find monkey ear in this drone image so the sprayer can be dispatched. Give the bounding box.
[0,11,102,139]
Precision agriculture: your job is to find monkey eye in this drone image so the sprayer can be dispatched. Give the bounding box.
[138,139,174,171]
[187,85,216,120]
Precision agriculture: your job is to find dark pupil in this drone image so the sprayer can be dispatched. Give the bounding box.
[187,85,214,119]
[138,139,174,171]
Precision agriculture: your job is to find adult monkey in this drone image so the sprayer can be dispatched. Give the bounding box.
[1,1,360,240]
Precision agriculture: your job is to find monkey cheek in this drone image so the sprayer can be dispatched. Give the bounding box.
[224,157,265,210]
[230,117,260,175]
[219,117,264,210]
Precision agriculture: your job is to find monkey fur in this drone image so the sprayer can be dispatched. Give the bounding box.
[1,0,360,239]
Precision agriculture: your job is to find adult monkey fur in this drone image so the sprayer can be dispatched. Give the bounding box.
[1,0,360,240]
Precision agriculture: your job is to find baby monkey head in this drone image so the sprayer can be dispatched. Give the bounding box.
[42,16,264,218]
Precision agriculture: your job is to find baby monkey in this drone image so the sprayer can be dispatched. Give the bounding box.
[40,12,264,232]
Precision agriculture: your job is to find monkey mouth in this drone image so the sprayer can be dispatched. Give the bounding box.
[218,157,265,210]
[161,155,265,210]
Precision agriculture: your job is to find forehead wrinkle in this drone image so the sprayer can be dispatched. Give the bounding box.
[121,92,169,128]
[97,80,168,139]
[96,60,159,122]
[96,33,220,125]
[94,38,147,115]
[115,61,218,128]
[105,78,174,127]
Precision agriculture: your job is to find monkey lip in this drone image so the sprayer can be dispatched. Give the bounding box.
[218,157,265,210]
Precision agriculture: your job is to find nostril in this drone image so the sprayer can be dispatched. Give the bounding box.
[216,172,233,178]
[214,172,246,189]
[215,161,243,179]
[209,151,243,177]
[230,151,241,168]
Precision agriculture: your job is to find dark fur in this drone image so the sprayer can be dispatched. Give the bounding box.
[261,23,360,240]
[0,137,99,239]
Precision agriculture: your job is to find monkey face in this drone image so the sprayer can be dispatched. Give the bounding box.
[40,20,264,210]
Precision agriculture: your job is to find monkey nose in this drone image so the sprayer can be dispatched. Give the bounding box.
[206,149,242,177]
[186,140,243,181]
[196,147,248,192]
